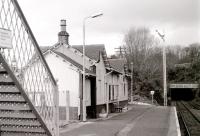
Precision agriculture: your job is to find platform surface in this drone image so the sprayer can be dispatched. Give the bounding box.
[60,105,180,136]
[126,106,180,136]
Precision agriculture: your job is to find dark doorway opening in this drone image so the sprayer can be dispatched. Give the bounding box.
[87,77,96,118]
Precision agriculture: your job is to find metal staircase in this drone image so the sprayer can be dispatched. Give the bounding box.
[0,55,51,136]
[0,0,59,136]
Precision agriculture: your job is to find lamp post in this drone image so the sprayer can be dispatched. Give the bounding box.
[156,30,167,106]
[82,13,103,121]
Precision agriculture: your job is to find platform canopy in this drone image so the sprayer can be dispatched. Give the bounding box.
[169,84,199,89]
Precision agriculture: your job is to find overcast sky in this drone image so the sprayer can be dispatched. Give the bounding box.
[18,0,200,55]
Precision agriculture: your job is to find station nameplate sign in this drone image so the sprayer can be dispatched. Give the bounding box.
[0,28,12,49]
[170,84,199,89]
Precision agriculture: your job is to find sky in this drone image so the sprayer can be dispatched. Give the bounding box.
[18,0,200,55]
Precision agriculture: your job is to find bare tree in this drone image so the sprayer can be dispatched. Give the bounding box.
[166,45,182,69]
[123,27,165,104]
[123,28,199,103]
[124,27,160,80]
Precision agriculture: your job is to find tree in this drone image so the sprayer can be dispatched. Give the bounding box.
[166,45,182,69]
[168,43,200,83]
[123,27,164,103]
[123,27,200,104]
[124,28,154,72]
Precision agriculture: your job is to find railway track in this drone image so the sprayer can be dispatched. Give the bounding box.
[176,101,200,136]
[188,101,200,110]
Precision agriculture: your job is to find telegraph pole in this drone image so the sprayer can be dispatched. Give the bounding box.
[130,62,134,102]
[114,46,126,58]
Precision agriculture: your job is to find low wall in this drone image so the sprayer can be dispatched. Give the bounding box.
[59,106,78,121]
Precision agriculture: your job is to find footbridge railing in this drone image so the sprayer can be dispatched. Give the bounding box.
[0,0,58,135]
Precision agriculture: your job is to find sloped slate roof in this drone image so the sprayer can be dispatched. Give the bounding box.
[52,51,95,75]
[40,44,105,61]
[73,44,105,61]
[108,58,127,72]
[39,46,95,75]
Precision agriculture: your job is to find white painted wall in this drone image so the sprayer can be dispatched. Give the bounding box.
[45,52,91,107]
[105,73,128,103]
[96,54,106,105]
[95,53,128,105]
[45,53,80,107]
[118,75,128,101]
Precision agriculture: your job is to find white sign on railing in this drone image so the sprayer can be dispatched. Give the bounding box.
[0,28,12,49]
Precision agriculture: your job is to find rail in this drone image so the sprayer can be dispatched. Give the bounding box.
[179,111,191,136]
[176,101,200,136]
[0,0,58,135]
[188,101,200,110]
[181,102,200,123]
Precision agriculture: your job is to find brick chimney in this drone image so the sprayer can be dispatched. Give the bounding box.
[58,19,69,45]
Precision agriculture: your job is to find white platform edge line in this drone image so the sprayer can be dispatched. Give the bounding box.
[174,107,181,136]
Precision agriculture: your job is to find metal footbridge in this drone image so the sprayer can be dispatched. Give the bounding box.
[0,0,59,135]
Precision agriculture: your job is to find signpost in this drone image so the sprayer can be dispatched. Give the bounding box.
[0,28,12,49]
[150,91,155,105]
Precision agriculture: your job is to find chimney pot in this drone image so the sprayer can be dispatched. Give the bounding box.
[58,19,69,45]
[60,20,66,31]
